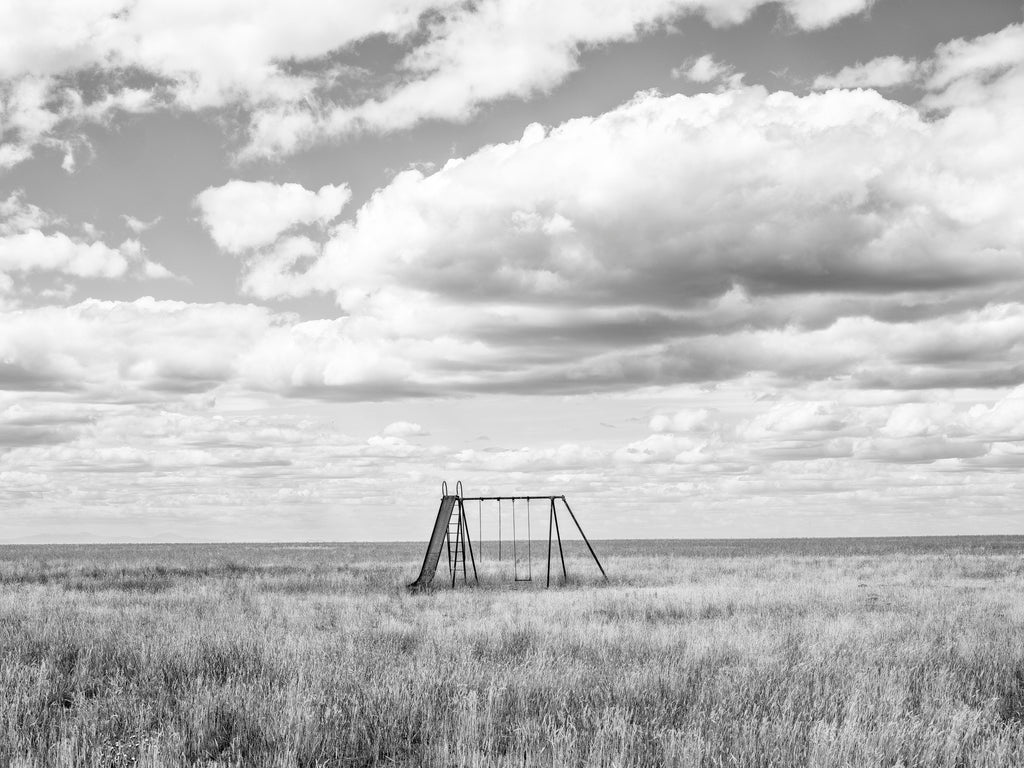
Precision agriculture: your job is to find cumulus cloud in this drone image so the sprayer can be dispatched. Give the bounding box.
[0,193,48,235]
[216,20,1024,400]
[814,22,1024,106]
[3,374,1023,535]
[650,408,720,434]
[3,19,1024,403]
[7,296,1024,421]
[7,8,1024,538]
[122,214,160,234]
[0,397,446,529]
[216,26,1023,397]
[0,193,173,293]
[0,76,63,170]
[243,0,866,157]
[0,298,270,394]
[285,72,1018,316]
[0,70,161,171]
[927,22,1024,91]
[195,181,351,254]
[812,55,920,89]
[0,231,131,279]
[641,389,1024,471]
[450,443,608,472]
[382,421,428,437]
[0,297,490,399]
[0,0,878,166]
[672,54,734,83]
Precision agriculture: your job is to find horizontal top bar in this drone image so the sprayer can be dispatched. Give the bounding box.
[458,495,564,501]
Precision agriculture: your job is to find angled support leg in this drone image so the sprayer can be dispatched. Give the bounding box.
[553,504,567,583]
[561,496,607,582]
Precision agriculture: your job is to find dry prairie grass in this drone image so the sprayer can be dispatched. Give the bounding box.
[0,537,1022,767]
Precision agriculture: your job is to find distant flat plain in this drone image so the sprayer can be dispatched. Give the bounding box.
[1,536,1022,766]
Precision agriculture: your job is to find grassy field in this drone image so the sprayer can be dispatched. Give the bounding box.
[0,536,1022,767]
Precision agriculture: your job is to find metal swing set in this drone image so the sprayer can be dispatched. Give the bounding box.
[408,481,608,590]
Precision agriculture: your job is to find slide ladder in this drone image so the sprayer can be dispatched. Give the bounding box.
[408,495,458,589]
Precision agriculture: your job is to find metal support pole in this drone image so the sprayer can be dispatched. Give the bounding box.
[498,499,502,562]
[460,509,467,584]
[546,499,553,588]
[512,498,518,580]
[553,502,567,582]
[527,497,532,581]
[451,509,458,588]
[478,500,482,562]
[446,517,453,578]
[463,499,478,584]
[561,496,607,582]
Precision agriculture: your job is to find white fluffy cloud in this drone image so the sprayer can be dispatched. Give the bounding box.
[285,65,1017,320]
[451,443,608,472]
[0,297,493,399]
[0,231,131,279]
[0,193,172,294]
[227,38,1022,398]
[0,71,159,172]
[0,0,878,166]
[0,298,272,394]
[383,421,427,437]
[122,214,160,234]
[3,23,1023,403]
[244,0,874,156]
[195,181,351,254]
[650,408,720,434]
[3,295,1024,407]
[0,0,439,114]
[647,390,1024,469]
[812,55,920,89]
[673,54,734,83]
[927,21,1024,91]
[813,22,1024,100]
[226,20,1024,399]
[7,6,1024,539]
[4,379,1022,537]
[0,395,449,536]
[0,76,63,170]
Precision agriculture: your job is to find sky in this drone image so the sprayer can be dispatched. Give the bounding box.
[1,0,1023,543]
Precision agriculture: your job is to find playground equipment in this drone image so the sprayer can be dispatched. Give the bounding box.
[408,481,608,590]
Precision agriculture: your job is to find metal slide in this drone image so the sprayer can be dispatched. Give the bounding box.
[408,495,458,589]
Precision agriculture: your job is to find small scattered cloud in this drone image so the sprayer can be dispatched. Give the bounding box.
[0,192,49,235]
[650,409,720,434]
[813,55,921,90]
[122,214,161,234]
[450,443,608,472]
[672,54,733,83]
[382,421,428,438]
[0,193,173,294]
